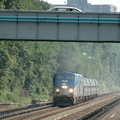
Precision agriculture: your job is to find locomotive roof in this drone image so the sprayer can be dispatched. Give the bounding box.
[54,72,82,76]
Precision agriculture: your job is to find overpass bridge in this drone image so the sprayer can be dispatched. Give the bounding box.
[0,10,120,42]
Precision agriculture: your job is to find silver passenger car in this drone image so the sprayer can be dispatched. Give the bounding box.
[47,6,83,13]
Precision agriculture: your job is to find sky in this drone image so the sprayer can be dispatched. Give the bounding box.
[44,0,120,12]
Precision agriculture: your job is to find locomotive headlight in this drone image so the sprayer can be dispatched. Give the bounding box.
[56,88,59,92]
[69,88,73,93]
[62,85,67,89]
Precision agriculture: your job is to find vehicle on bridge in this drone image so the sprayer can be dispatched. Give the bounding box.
[47,6,83,13]
[53,72,98,107]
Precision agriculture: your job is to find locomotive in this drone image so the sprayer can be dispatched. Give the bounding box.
[53,72,98,106]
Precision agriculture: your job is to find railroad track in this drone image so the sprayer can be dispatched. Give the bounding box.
[40,93,120,120]
[0,93,119,120]
[0,102,53,120]
[58,94,120,120]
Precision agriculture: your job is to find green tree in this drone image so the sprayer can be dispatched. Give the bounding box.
[0,0,5,9]
[1,0,52,10]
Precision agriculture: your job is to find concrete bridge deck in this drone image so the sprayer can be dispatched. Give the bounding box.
[0,10,120,42]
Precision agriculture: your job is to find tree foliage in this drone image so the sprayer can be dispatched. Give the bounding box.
[57,42,120,93]
[0,42,120,102]
[1,0,52,10]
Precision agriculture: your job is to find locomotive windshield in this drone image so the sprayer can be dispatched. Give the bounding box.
[53,73,77,87]
[56,75,75,79]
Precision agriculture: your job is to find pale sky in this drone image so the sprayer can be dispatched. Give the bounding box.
[44,0,120,12]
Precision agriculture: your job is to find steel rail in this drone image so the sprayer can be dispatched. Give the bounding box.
[78,98,120,120]
[0,103,53,119]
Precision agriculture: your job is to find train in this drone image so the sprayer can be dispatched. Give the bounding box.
[53,72,98,106]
